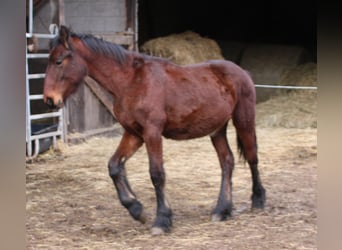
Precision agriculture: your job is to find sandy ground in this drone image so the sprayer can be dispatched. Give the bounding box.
[26,121,317,249]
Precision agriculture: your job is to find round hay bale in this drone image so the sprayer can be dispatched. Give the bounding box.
[140,31,224,65]
[240,44,312,102]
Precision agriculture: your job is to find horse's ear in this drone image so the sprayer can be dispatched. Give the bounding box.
[59,25,70,49]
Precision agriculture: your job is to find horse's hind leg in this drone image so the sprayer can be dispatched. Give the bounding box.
[233,117,266,209]
[108,130,146,223]
[210,122,234,221]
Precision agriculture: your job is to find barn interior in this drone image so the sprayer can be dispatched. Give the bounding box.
[138,0,317,62]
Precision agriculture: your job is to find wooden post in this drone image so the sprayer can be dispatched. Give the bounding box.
[58,0,65,25]
[84,77,117,120]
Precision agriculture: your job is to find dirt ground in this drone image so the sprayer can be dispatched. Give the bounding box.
[26,93,317,249]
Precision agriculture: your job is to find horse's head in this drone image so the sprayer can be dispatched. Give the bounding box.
[43,26,87,109]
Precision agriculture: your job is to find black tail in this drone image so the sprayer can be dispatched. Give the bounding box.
[236,134,246,162]
[236,132,258,164]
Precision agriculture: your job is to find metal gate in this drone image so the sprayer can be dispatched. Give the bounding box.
[26,0,66,159]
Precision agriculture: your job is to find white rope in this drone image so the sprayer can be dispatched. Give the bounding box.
[254,84,317,90]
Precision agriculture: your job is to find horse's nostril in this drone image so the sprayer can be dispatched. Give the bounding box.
[46,98,53,107]
[45,97,57,109]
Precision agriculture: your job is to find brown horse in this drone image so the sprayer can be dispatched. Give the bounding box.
[43,26,265,235]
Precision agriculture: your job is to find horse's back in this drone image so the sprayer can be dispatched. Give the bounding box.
[155,60,236,139]
[208,59,254,86]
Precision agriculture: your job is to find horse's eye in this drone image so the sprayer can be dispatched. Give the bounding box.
[56,58,63,65]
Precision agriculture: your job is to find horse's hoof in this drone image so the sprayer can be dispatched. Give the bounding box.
[211,214,223,222]
[138,210,147,224]
[251,188,266,209]
[252,199,265,210]
[151,227,166,236]
[251,202,265,212]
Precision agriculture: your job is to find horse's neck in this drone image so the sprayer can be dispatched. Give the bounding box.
[72,38,130,98]
[85,55,128,98]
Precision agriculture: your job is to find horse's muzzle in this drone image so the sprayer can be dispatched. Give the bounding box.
[45,97,63,110]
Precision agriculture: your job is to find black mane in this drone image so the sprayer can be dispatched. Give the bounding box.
[50,31,127,65]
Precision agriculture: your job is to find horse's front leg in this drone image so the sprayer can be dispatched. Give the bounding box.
[108,130,146,223]
[143,125,172,235]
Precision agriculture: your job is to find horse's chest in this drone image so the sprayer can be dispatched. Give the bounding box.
[114,102,142,134]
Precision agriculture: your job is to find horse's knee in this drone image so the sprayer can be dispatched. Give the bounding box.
[108,159,122,179]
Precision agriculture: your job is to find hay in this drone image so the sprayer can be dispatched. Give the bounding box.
[255,62,317,128]
[240,44,312,102]
[256,91,317,128]
[26,127,317,249]
[280,62,317,87]
[277,62,317,96]
[140,31,224,65]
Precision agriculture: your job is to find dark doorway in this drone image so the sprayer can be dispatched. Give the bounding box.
[138,0,316,61]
